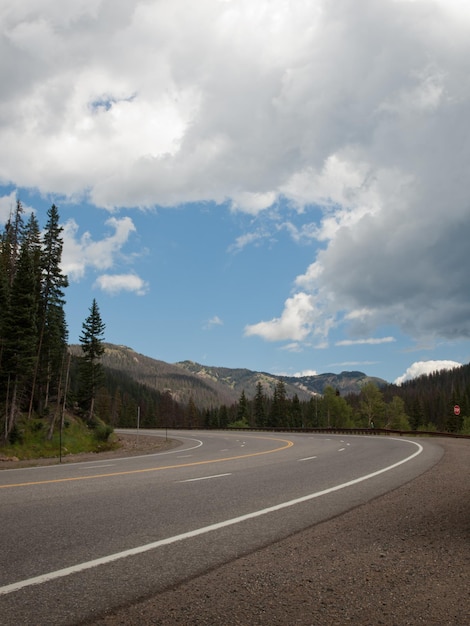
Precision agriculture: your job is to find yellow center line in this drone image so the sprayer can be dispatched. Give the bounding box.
[0,436,294,489]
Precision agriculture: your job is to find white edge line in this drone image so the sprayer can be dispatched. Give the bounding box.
[179,473,232,483]
[0,438,423,596]
[0,436,204,472]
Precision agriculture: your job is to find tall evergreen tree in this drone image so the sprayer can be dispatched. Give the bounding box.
[253,381,266,427]
[79,299,106,421]
[2,237,38,442]
[237,389,249,424]
[4,200,25,287]
[289,393,302,427]
[32,205,69,416]
[0,238,10,371]
[268,380,287,427]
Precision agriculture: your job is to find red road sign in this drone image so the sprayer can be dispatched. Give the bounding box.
[454,405,461,416]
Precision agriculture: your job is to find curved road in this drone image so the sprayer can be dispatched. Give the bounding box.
[0,430,443,625]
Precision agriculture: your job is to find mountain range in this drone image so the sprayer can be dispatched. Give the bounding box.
[70,344,386,408]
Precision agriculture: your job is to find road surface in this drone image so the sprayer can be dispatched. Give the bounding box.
[0,430,443,625]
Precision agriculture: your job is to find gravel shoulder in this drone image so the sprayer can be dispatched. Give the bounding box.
[85,437,470,626]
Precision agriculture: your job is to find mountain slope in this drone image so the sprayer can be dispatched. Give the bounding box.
[176,362,387,399]
[176,360,313,402]
[69,344,239,408]
[279,371,387,396]
[70,344,387,408]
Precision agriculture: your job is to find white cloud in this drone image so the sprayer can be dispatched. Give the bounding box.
[62,216,137,280]
[203,315,223,330]
[244,292,333,342]
[280,342,304,353]
[228,230,266,254]
[94,273,148,296]
[2,0,470,348]
[0,191,35,223]
[394,360,462,385]
[292,369,318,377]
[0,191,19,223]
[336,337,396,347]
[331,361,379,368]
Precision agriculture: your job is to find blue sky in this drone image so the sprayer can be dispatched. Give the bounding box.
[1,0,470,384]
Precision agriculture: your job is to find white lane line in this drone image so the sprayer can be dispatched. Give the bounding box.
[338,448,346,452]
[0,438,423,597]
[179,473,232,483]
[298,456,317,461]
[82,464,115,469]
[177,455,193,458]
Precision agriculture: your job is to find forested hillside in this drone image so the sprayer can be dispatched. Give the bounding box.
[68,345,241,408]
[203,365,470,433]
[175,360,313,401]
[381,364,470,432]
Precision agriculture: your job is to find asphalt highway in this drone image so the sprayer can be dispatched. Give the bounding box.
[0,430,443,625]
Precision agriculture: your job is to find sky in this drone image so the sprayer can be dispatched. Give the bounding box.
[1,0,470,385]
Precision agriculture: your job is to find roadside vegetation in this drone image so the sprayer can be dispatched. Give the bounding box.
[1,414,116,461]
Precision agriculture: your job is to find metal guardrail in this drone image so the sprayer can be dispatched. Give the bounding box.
[215,426,470,439]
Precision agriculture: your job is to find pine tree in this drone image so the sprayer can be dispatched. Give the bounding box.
[2,237,38,442]
[253,381,266,427]
[32,205,69,417]
[4,200,25,287]
[237,389,249,424]
[269,380,287,427]
[289,393,302,427]
[0,238,10,371]
[79,299,106,421]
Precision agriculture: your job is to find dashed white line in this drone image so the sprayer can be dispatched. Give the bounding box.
[179,473,232,483]
[298,456,318,461]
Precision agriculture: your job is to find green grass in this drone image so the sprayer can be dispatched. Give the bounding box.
[0,416,117,460]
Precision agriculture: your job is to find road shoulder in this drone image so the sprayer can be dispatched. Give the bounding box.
[87,438,470,626]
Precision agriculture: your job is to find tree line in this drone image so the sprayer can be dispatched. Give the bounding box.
[0,201,70,443]
[0,201,112,445]
[199,369,470,433]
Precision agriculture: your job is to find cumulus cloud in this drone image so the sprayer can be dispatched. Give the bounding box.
[61,215,137,280]
[245,293,319,342]
[293,369,318,378]
[94,273,148,296]
[2,0,470,349]
[394,360,463,385]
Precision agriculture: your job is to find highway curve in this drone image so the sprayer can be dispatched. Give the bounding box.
[0,430,457,625]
